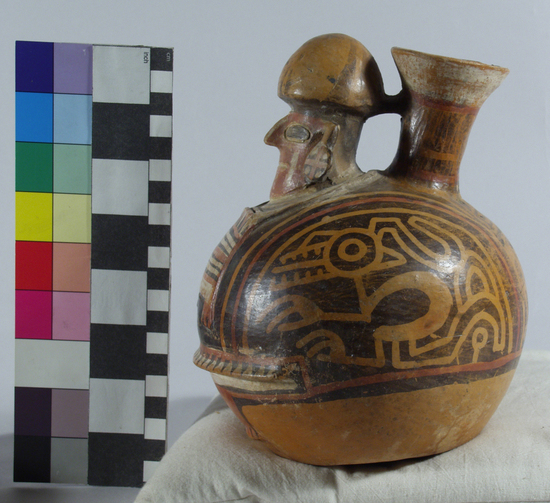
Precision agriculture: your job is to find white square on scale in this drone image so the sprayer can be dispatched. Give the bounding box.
[91,269,147,326]
[144,418,167,440]
[149,203,171,226]
[147,332,169,354]
[143,461,160,482]
[148,290,170,312]
[149,160,171,182]
[150,71,173,93]
[92,159,149,216]
[145,375,168,397]
[148,246,170,268]
[93,45,151,104]
[150,115,172,138]
[89,378,145,434]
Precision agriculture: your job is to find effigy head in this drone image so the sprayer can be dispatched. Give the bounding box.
[267,34,387,199]
[278,33,385,117]
[264,111,338,198]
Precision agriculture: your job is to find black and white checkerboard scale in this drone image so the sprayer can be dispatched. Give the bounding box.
[90,46,173,487]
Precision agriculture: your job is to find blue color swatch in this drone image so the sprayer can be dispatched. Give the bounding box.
[54,94,92,144]
[16,92,53,143]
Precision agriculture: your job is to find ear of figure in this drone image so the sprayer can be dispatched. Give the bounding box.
[304,123,338,184]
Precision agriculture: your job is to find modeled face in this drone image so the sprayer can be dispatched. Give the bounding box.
[265,112,336,199]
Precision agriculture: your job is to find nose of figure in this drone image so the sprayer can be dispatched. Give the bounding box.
[265,117,310,199]
[264,117,288,147]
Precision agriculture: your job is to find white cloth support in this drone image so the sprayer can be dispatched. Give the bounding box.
[136,350,550,503]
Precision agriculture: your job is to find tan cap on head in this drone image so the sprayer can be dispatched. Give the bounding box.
[278,33,385,117]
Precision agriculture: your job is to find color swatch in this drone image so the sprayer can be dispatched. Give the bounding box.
[14,41,173,487]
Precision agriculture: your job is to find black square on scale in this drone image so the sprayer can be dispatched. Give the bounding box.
[147,354,168,375]
[92,103,150,161]
[92,214,148,271]
[147,311,169,333]
[147,311,169,334]
[149,137,172,160]
[147,268,170,290]
[149,225,171,248]
[150,93,172,116]
[145,397,167,419]
[90,324,147,380]
[88,433,144,487]
[143,439,166,461]
[149,181,171,204]
[151,48,173,72]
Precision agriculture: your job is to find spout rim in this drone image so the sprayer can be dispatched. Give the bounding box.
[391,47,509,109]
[391,47,509,76]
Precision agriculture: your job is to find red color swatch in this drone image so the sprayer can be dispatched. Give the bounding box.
[16,241,53,291]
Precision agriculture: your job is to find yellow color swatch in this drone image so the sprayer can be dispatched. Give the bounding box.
[53,194,91,243]
[15,192,53,242]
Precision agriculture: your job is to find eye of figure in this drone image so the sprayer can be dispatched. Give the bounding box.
[284,124,311,142]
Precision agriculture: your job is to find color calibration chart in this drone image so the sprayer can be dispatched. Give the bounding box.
[15,41,173,487]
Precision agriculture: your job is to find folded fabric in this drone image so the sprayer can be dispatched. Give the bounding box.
[136,350,550,503]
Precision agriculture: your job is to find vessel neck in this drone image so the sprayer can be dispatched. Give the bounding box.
[386,91,480,193]
[385,47,509,195]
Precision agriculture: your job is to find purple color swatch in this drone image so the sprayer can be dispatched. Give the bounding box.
[15,290,52,339]
[51,389,89,438]
[52,292,91,341]
[14,387,52,436]
[16,41,53,93]
[54,43,93,95]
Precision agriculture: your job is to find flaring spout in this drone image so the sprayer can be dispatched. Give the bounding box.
[385,48,509,193]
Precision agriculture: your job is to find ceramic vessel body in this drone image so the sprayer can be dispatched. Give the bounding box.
[194,37,527,465]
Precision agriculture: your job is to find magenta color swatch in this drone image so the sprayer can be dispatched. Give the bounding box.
[52,292,90,341]
[51,389,89,438]
[15,290,52,339]
[53,43,92,95]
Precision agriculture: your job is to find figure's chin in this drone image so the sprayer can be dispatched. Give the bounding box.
[269,162,301,199]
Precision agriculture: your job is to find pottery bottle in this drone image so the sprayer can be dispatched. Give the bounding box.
[194,34,527,465]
